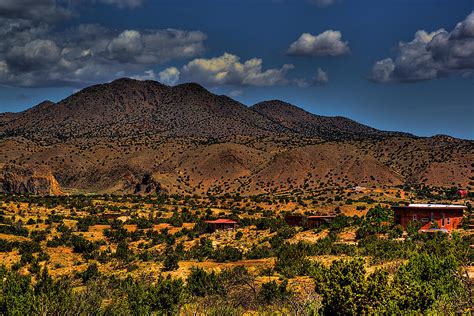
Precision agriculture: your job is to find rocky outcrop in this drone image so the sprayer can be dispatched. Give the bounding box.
[133,174,167,195]
[113,171,167,195]
[0,165,63,195]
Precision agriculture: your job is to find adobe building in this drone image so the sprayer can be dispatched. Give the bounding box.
[392,204,466,232]
[284,214,335,229]
[204,219,237,232]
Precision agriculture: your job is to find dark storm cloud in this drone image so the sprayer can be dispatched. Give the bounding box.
[0,0,71,21]
[0,0,206,87]
[0,23,206,87]
[0,0,146,21]
[370,12,474,83]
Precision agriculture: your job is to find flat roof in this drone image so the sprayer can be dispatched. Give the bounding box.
[204,219,237,224]
[395,204,467,209]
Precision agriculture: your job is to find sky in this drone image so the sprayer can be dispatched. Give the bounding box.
[0,0,473,139]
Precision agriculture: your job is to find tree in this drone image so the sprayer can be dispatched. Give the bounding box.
[163,251,179,271]
[275,242,312,277]
[314,258,391,315]
[187,267,222,297]
[115,240,132,261]
[82,263,100,283]
[259,279,289,304]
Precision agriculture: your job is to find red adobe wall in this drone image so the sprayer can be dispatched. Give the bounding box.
[394,207,463,231]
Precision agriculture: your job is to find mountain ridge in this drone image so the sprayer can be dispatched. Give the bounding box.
[0,78,472,195]
[1,78,416,141]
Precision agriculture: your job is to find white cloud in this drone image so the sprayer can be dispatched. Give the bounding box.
[287,30,350,56]
[107,30,143,61]
[315,67,329,84]
[293,78,311,88]
[370,58,395,83]
[294,67,329,87]
[158,67,180,85]
[370,12,474,83]
[180,53,294,86]
[131,69,156,81]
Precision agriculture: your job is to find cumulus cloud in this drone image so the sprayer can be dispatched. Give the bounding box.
[158,67,180,85]
[131,69,156,81]
[370,12,474,83]
[0,21,206,87]
[180,53,294,86]
[0,0,207,87]
[287,30,350,56]
[315,67,329,84]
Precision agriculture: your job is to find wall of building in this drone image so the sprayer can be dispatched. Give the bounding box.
[394,208,463,231]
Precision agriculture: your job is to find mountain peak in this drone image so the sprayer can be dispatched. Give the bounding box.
[174,82,208,93]
[0,79,415,142]
[252,100,406,140]
[252,100,313,116]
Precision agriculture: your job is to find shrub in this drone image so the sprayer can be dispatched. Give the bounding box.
[81,263,100,283]
[187,267,222,297]
[275,242,313,278]
[212,246,243,262]
[388,225,404,239]
[163,251,179,271]
[259,279,289,304]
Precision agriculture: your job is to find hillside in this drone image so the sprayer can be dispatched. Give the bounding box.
[0,79,288,140]
[251,100,411,140]
[0,78,473,195]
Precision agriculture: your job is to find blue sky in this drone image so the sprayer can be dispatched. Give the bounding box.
[0,0,473,139]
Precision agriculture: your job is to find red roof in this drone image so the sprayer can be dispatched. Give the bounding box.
[393,204,467,210]
[458,190,468,197]
[204,219,237,224]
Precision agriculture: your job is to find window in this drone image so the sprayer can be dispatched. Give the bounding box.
[447,217,451,225]
[421,218,429,223]
[412,214,417,221]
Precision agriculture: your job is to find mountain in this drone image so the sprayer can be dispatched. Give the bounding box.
[251,100,412,140]
[0,78,288,141]
[0,78,409,142]
[0,78,472,195]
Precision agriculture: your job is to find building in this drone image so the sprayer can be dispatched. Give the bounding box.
[392,204,466,232]
[458,189,468,199]
[204,219,237,232]
[284,214,335,229]
[307,216,336,228]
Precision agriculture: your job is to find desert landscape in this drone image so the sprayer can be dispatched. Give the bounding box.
[0,0,473,314]
[1,78,473,196]
[0,78,472,314]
